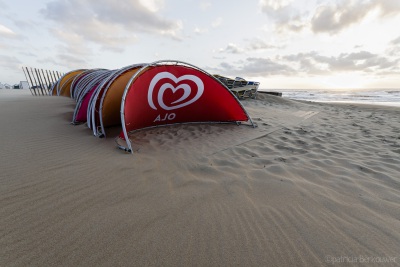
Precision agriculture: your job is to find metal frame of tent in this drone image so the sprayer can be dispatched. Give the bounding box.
[72,70,113,125]
[87,70,120,135]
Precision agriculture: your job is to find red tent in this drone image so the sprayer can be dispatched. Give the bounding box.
[118,61,255,152]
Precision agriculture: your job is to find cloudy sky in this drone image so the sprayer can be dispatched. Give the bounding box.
[1,0,399,89]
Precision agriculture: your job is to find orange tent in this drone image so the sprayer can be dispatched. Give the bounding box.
[56,69,86,97]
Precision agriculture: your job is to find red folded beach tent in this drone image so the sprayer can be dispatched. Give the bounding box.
[52,60,255,153]
[118,60,255,152]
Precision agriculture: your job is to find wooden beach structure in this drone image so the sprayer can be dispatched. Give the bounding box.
[22,67,65,96]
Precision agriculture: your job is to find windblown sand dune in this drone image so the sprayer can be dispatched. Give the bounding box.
[1,90,399,266]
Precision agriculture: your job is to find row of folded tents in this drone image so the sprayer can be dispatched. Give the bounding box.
[50,60,259,153]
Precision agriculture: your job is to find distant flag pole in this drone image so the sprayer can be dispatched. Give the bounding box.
[22,67,34,96]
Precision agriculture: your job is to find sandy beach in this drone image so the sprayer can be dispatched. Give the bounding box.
[1,89,399,266]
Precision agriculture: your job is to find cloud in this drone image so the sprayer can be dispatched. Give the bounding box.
[40,0,183,51]
[19,51,36,57]
[281,51,328,74]
[375,0,400,17]
[213,57,295,77]
[0,24,17,38]
[0,55,22,73]
[312,0,400,34]
[200,1,212,10]
[391,36,400,45]
[213,49,399,78]
[37,53,88,70]
[11,19,36,32]
[89,0,180,35]
[194,27,208,35]
[239,57,295,76]
[259,0,293,13]
[217,39,281,57]
[283,50,399,74]
[259,0,290,25]
[35,28,94,69]
[0,1,7,9]
[246,38,281,51]
[219,43,244,54]
[259,0,307,32]
[387,36,400,56]
[56,54,88,67]
[138,0,164,12]
[212,17,223,28]
[311,1,373,34]
[260,0,400,34]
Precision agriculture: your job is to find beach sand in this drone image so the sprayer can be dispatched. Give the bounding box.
[1,89,399,266]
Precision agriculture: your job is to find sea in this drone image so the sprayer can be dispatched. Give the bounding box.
[260,88,400,107]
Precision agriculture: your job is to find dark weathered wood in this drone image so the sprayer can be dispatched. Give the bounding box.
[22,67,34,96]
[41,69,50,94]
[34,68,46,95]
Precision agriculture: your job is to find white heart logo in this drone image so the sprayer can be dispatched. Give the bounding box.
[148,72,204,111]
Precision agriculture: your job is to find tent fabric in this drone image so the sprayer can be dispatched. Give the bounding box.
[89,64,144,137]
[100,67,143,129]
[73,71,103,100]
[87,73,118,135]
[75,85,98,122]
[70,69,99,100]
[72,70,112,124]
[57,69,86,97]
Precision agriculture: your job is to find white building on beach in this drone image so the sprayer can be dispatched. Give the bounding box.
[0,81,29,89]
[0,83,11,89]
[19,81,29,89]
